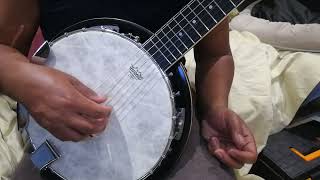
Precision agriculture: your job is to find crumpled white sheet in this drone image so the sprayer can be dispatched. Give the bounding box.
[0,95,24,180]
[184,30,320,180]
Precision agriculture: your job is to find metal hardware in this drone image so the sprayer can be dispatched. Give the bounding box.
[31,41,50,64]
[174,91,181,97]
[174,108,185,140]
[30,140,60,170]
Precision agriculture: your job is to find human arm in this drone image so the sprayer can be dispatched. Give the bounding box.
[195,19,257,168]
[0,0,111,141]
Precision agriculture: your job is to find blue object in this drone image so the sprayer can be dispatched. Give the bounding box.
[30,140,60,170]
[302,82,320,106]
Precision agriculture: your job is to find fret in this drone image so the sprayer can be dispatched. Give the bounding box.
[180,9,201,42]
[189,0,206,17]
[160,29,188,53]
[146,40,172,66]
[162,25,189,53]
[157,31,169,44]
[198,1,217,28]
[147,43,157,55]
[146,0,243,70]
[152,51,171,69]
[198,9,217,30]
[190,0,217,30]
[230,0,243,6]
[202,0,225,24]
[174,13,195,48]
[228,0,236,7]
[153,35,179,60]
[212,0,226,15]
[157,30,183,57]
[159,45,176,61]
[143,40,153,51]
[168,19,188,54]
[188,2,209,30]
[215,0,236,14]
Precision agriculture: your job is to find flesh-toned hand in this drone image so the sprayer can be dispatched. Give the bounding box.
[11,62,112,141]
[201,106,257,168]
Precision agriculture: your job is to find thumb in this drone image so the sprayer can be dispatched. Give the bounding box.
[70,76,107,103]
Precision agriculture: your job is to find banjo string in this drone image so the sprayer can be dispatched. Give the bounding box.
[93,0,212,110]
[93,0,215,114]
[92,0,209,96]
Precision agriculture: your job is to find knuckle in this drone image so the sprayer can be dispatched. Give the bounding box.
[86,124,96,133]
[61,96,73,107]
[97,123,107,132]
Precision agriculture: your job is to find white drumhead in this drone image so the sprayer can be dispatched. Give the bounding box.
[27,30,174,180]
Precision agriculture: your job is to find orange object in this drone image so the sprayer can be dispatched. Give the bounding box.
[290,148,320,162]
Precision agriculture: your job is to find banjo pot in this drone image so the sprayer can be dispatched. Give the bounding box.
[18,18,192,180]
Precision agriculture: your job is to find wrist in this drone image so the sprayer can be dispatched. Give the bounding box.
[0,51,30,99]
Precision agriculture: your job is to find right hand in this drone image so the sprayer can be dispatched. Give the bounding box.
[10,62,112,141]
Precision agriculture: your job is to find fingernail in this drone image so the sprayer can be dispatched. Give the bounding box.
[215,152,223,159]
[97,118,105,122]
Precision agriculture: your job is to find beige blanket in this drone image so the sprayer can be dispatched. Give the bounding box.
[0,95,24,180]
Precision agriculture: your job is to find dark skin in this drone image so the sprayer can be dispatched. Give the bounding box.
[0,0,257,168]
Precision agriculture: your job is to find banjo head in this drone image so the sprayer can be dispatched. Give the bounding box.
[25,29,175,180]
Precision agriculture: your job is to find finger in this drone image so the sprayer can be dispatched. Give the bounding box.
[212,149,244,169]
[241,124,257,153]
[201,120,219,141]
[66,114,108,135]
[49,125,87,142]
[209,137,221,151]
[70,76,107,103]
[228,148,257,164]
[226,111,246,149]
[73,93,112,119]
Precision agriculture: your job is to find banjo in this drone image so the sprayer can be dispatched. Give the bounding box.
[18,0,243,179]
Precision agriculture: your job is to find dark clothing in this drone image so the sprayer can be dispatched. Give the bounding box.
[251,0,320,24]
[40,0,190,40]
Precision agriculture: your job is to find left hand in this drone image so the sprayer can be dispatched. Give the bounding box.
[201,106,257,169]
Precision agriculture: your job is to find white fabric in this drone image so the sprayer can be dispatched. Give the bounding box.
[229,1,320,53]
[185,30,320,180]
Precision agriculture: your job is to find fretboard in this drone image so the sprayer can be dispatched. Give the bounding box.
[143,0,243,71]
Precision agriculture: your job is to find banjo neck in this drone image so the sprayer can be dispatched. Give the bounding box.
[143,0,243,71]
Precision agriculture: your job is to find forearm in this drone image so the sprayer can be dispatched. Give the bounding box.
[195,53,234,111]
[0,45,30,98]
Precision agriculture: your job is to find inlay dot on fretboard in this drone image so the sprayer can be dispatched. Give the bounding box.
[143,0,241,70]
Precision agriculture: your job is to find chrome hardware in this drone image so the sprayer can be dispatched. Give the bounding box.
[174,91,181,97]
[125,33,141,43]
[174,108,185,140]
[31,41,50,64]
